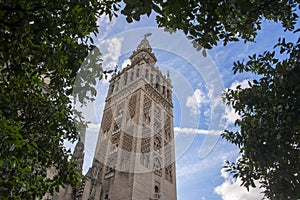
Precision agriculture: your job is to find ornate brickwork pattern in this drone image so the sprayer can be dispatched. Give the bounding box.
[55,36,177,200]
[164,140,172,167]
[144,83,172,112]
[102,109,112,134]
[154,105,162,120]
[154,136,162,154]
[153,157,162,177]
[165,164,173,183]
[143,95,152,125]
[164,113,171,141]
[142,125,151,138]
[128,94,137,118]
[122,133,133,152]
[115,102,124,119]
[141,137,151,153]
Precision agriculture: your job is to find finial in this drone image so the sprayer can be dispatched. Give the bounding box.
[167,70,170,78]
[136,33,153,52]
[144,33,152,39]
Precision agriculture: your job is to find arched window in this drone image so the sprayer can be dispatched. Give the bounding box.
[140,153,149,168]
[153,157,162,176]
[130,71,134,81]
[167,89,170,100]
[156,75,160,90]
[150,73,153,83]
[154,185,160,199]
[145,69,149,80]
[155,185,159,193]
[154,137,161,153]
[143,112,151,125]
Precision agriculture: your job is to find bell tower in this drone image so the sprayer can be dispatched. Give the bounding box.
[82,34,177,200]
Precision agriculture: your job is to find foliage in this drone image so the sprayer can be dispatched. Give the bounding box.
[222,38,300,199]
[1,0,299,199]
[0,0,118,199]
[120,0,298,49]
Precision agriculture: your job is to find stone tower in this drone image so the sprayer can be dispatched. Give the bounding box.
[81,34,177,200]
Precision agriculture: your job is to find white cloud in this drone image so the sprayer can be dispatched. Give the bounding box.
[223,105,240,128]
[176,160,206,179]
[215,168,265,200]
[207,82,223,111]
[186,89,208,116]
[229,79,251,90]
[96,16,117,41]
[87,122,101,131]
[99,37,123,71]
[176,147,238,186]
[174,127,221,135]
[121,59,131,69]
[222,80,251,128]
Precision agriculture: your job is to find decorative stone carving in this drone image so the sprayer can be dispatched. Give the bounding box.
[143,95,152,125]
[128,94,137,119]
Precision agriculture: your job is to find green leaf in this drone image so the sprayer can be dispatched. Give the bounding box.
[126,16,133,23]
[202,49,207,57]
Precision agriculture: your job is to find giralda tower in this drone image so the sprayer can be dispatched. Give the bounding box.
[81,35,177,200]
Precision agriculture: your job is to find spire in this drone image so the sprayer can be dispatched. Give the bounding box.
[136,33,152,52]
[129,33,157,65]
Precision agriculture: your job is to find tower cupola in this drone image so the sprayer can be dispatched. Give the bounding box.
[136,34,152,52]
[130,33,157,65]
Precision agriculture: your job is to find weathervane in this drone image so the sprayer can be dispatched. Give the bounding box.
[144,32,152,39]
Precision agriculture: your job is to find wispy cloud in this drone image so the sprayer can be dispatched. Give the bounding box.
[176,159,208,178]
[100,37,123,70]
[207,82,223,110]
[227,79,251,90]
[223,105,240,128]
[174,127,221,135]
[96,16,117,41]
[222,79,251,128]
[176,146,239,186]
[121,59,131,69]
[215,168,265,200]
[87,122,101,131]
[186,88,209,116]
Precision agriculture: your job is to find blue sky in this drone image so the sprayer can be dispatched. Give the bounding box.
[72,12,299,200]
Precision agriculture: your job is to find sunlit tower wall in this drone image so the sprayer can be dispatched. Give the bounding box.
[82,35,177,200]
